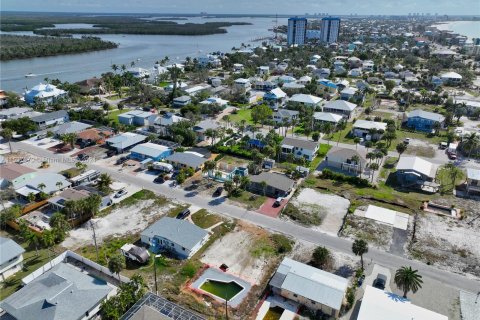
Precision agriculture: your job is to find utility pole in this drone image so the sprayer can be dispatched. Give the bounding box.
[90,220,99,262]
[154,254,161,295]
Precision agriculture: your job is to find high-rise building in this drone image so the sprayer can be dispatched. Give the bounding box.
[321,17,341,44]
[287,17,307,46]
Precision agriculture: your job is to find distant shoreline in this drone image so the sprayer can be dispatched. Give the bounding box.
[430,20,480,40]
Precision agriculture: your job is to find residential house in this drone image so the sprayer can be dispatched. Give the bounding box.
[282,82,305,94]
[466,168,480,196]
[440,71,463,85]
[322,100,357,119]
[129,142,173,161]
[165,152,207,171]
[253,81,277,92]
[0,251,118,320]
[0,107,33,121]
[0,237,25,282]
[323,147,367,175]
[106,132,147,153]
[281,137,320,161]
[340,87,359,101]
[184,84,212,96]
[150,113,186,135]
[316,80,338,97]
[362,60,375,72]
[0,163,36,189]
[233,63,244,72]
[257,66,270,76]
[314,68,331,79]
[395,156,438,189]
[352,120,387,140]
[234,78,251,92]
[454,97,480,116]
[404,109,445,132]
[47,188,92,211]
[264,88,287,107]
[357,286,448,320]
[347,57,362,69]
[172,95,192,108]
[50,121,92,136]
[348,68,363,77]
[31,110,69,129]
[197,54,221,68]
[127,67,150,79]
[75,77,103,95]
[76,128,114,146]
[298,75,312,85]
[288,94,323,109]
[193,119,220,142]
[277,75,296,84]
[313,112,343,126]
[367,77,383,85]
[273,109,299,124]
[140,217,209,259]
[269,258,348,318]
[200,97,229,107]
[24,83,67,105]
[118,110,155,126]
[14,172,71,197]
[248,172,295,198]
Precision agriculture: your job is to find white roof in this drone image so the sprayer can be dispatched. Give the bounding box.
[235,78,250,84]
[353,120,387,131]
[357,286,448,320]
[396,156,436,178]
[314,112,343,123]
[269,88,287,98]
[467,168,480,181]
[341,87,358,95]
[289,94,322,105]
[324,100,357,112]
[364,205,409,230]
[440,71,462,79]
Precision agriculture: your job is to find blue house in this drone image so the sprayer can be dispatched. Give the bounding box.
[263,88,287,107]
[129,142,173,161]
[118,110,155,126]
[404,109,445,132]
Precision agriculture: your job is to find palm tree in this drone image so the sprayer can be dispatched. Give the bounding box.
[260,181,268,196]
[75,161,87,172]
[394,266,423,298]
[49,212,70,233]
[41,229,56,248]
[352,238,368,270]
[61,133,77,149]
[396,142,407,161]
[323,123,333,145]
[25,230,40,256]
[463,132,479,159]
[37,183,46,191]
[1,128,13,154]
[108,254,125,282]
[369,163,379,182]
[97,173,113,192]
[111,64,118,73]
[168,65,182,102]
[202,160,216,181]
[353,137,361,150]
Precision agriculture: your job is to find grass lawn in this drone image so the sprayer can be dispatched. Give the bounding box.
[98,190,169,217]
[230,108,253,125]
[105,94,121,100]
[158,81,169,87]
[106,108,129,124]
[0,229,59,300]
[309,144,332,171]
[436,167,466,194]
[60,167,82,179]
[230,190,266,210]
[389,129,446,151]
[191,209,222,228]
[326,122,354,144]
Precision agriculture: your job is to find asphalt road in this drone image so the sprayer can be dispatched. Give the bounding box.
[13,141,480,294]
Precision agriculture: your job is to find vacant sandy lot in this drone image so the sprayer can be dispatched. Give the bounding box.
[200,223,276,285]
[291,188,350,235]
[62,199,178,249]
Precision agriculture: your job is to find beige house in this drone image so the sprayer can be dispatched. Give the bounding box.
[269,258,348,317]
[323,146,367,175]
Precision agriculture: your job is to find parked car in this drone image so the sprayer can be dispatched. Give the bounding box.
[273,197,283,207]
[447,151,457,160]
[120,244,150,264]
[439,142,448,150]
[373,274,387,290]
[77,153,89,161]
[213,187,223,197]
[357,274,365,286]
[114,189,128,198]
[106,150,117,157]
[176,208,191,220]
[153,175,165,184]
[403,138,410,145]
[116,156,128,165]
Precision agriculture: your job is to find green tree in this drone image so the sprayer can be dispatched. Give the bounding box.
[61,133,77,149]
[25,230,41,256]
[462,132,480,158]
[353,137,361,150]
[352,238,369,270]
[394,266,423,298]
[108,254,125,282]
[202,160,216,181]
[97,173,113,193]
[385,80,396,93]
[1,128,13,154]
[369,163,379,182]
[224,180,235,196]
[41,229,56,248]
[312,246,331,270]
[396,142,407,161]
[312,131,320,142]
[251,104,273,126]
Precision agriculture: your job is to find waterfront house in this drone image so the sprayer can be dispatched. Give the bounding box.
[322,100,357,119]
[288,94,323,109]
[466,168,480,196]
[0,237,25,282]
[106,132,147,153]
[352,120,387,140]
[165,152,207,171]
[141,217,209,259]
[281,137,320,161]
[172,95,192,108]
[129,142,173,162]
[31,110,69,129]
[248,172,295,198]
[118,110,155,127]
[404,109,445,132]
[357,286,448,320]
[24,83,67,105]
[323,146,367,175]
[269,258,348,318]
[395,156,438,189]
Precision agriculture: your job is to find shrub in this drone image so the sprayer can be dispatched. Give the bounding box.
[213,145,253,159]
[283,203,322,226]
[271,234,293,254]
[319,169,371,187]
[181,261,198,278]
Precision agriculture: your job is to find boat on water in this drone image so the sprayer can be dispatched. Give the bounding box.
[25,73,37,78]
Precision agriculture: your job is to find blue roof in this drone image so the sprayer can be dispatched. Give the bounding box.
[248,139,266,148]
[319,80,337,89]
[288,17,307,21]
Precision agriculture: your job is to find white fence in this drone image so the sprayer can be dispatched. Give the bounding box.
[22,250,130,285]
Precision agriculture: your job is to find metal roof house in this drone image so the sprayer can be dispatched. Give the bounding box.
[395,156,438,192]
[322,100,357,119]
[165,152,207,171]
[0,237,25,282]
[352,120,388,140]
[288,94,323,108]
[269,258,348,318]
[130,142,173,162]
[106,132,147,153]
[281,137,320,161]
[24,83,67,105]
[313,112,343,125]
[404,109,445,132]
[50,121,92,136]
[0,261,114,320]
[30,110,69,129]
[0,163,36,189]
[118,110,155,127]
[357,285,448,320]
[14,172,71,197]
[466,168,480,196]
[248,172,295,198]
[140,217,209,259]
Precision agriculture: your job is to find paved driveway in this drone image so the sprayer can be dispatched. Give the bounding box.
[257,198,286,218]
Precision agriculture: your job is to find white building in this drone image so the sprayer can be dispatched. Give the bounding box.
[0,237,25,282]
[288,94,323,108]
[352,120,388,140]
[281,137,320,161]
[24,83,67,105]
[287,17,307,46]
[234,78,251,92]
[321,17,341,44]
[440,71,462,85]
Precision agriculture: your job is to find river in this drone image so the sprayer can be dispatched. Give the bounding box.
[0,17,286,93]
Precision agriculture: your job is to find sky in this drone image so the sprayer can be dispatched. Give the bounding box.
[2,0,480,16]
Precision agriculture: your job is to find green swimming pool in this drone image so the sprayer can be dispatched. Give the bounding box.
[199,279,244,301]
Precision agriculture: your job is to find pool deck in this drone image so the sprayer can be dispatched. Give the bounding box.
[190,267,251,308]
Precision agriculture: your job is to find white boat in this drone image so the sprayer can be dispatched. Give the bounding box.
[25,73,37,78]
